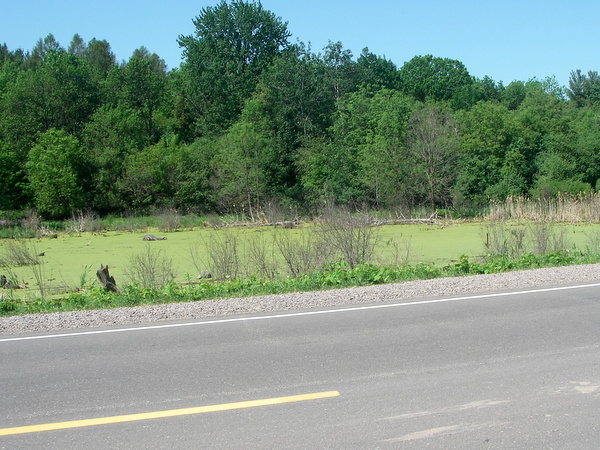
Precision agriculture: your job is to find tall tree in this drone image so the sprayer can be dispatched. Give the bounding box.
[408,104,459,210]
[118,48,168,141]
[399,55,473,102]
[323,41,357,100]
[567,70,600,107]
[25,129,88,217]
[83,38,116,79]
[313,88,415,208]
[0,50,100,151]
[68,33,86,57]
[178,0,290,136]
[356,47,400,90]
[25,33,63,68]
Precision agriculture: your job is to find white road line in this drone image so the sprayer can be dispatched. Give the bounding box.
[2,282,600,343]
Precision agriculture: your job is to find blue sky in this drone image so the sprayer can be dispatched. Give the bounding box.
[2,0,598,87]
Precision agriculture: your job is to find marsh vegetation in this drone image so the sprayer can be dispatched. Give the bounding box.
[1,198,600,316]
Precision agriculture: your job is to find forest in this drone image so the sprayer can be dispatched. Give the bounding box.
[2,0,600,220]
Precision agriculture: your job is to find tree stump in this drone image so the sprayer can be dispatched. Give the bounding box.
[96,265,119,294]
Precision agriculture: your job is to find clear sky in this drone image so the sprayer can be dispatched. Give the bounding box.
[1,0,598,87]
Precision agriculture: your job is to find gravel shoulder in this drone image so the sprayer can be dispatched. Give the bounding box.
[2,264,599,336]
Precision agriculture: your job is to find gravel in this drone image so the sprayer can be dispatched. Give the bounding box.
[2,264,600,336]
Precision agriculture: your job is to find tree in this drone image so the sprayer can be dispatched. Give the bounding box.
[173,137,215,211]
[321,88,415,208]
[454,101,518,205]
[356,47,400,90]
[24,33,63,68]
[0,141,27,210]
[83,38,116,79]
[25,129,87,217]
[68,34,86,57]
[399,55,473,102]
[117,139,179,211]
[323,41,357,100]
[0,50,100,165]
[81,104,148,212]
[566,70,600,107]
[408,104,459,210]
[210,121,273,216]
[178,0,290,136]
[239,43,338,201]
[117,49,168,142]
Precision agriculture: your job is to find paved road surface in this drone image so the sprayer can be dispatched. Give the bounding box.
[1,283,599,448]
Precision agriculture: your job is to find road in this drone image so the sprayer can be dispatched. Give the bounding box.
[1,283,599,448]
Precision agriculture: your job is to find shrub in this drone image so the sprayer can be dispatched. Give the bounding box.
[316,208,380,269]
[275,228,329,277]
[204,228,240,279]
[125,245,175,290]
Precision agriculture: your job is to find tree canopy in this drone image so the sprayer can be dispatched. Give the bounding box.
[0,1,598,218]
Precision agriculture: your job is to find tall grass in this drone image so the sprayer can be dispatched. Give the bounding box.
[488,193,600,223]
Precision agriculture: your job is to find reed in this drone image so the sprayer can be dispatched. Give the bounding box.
[487,193,600,223]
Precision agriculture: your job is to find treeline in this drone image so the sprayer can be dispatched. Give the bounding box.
[2,0,600,219]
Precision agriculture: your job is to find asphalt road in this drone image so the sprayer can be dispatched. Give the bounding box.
[1,283,599,449]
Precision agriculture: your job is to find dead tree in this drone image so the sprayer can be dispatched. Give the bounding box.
[96,265,119,294]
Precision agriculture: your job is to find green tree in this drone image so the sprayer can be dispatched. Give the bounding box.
[83,38,116,79]
[0,50,100,141]
[356,47,400,90]
[24,33,63,69]
[117,139,179,211]
[323,41,357,100]
[318,88,415,208]
[566,70,600,107]
[296,137,361,206]
[399,55,473,102]
[240,43,337,200]
[81,104,148,212]
[118,49,168,142]
[25,129,87,217]
[68,34,86,57]
[0,141,27,210]
[178,0,290,136]
[173,137,215,211]
[454,101,518,205]
[408,104,459,210]
[210,121,274,216]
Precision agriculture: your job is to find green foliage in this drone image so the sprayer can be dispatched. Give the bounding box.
[1,4,600,217]
[177,0,290,136]
[25,129,87,217]
[399,55,473,102]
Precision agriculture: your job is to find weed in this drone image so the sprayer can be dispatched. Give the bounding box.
[482,220,527,258]
[0,240,41,267]
[21,209,41,234]
[275,228,328,277]
[204,228,240,280]
[316,207,380,269]
[28,245,46,300]
[528,222,569,255]
[79,264,92,289]
[245,231,279,280]
[156,208,181,232]
[125,245,175,290]
[66,211,104,234]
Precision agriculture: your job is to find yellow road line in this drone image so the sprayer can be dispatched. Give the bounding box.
[0,391,340,437]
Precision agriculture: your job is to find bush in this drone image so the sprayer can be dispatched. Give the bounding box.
[125,245,175,290]
[316,208,380,269]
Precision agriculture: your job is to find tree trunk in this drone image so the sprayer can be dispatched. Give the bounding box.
[96,265,119,294]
